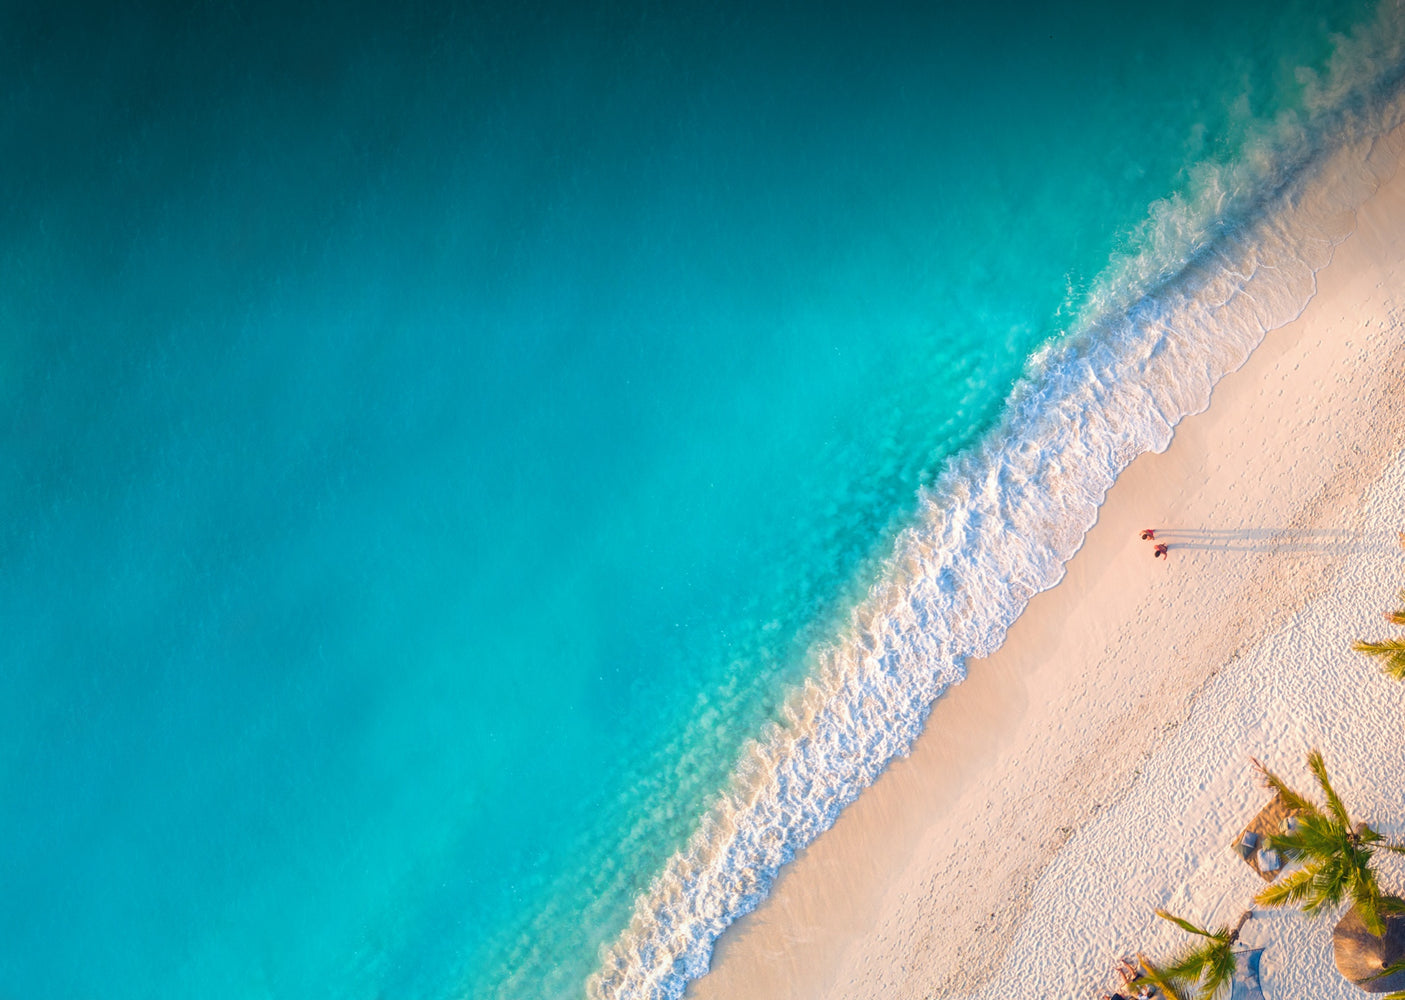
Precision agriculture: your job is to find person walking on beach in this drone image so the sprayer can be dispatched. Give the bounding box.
[1153,543,1168,560]
[1140,528,1156,541]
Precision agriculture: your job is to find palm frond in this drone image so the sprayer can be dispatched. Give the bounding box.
[1159,947,1214,986]
[1195,944,1237,1000]
[1353,878,1388,937]
[1352,638,1405,681]
[1132,955,1190,1000]
[1299,870,1349,914]
[1356,841,1383,872]
[1255,866,1322,909]
[1297,850,1361,915]
[1250,756,1317,815]
[1147,911,1239,1000]
[1386,590,1405,625]
[1155,909,1228,941]
[1307,750,1351,829]
[1268,811,1347,864]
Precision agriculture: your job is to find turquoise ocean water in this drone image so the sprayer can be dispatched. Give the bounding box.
[3,2,1402,998]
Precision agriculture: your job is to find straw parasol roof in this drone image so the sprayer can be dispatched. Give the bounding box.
[1333,906,1405,992]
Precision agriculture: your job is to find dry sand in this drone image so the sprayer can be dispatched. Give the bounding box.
[687,121,1405,1000]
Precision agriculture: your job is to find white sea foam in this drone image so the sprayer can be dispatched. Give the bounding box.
[587,15,1405,1000]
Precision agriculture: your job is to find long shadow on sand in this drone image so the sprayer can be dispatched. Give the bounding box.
[1151,528,1398,556]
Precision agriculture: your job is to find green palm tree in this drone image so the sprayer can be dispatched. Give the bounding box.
[1252,750,1405,935]
[1353,589,1405,680]
[1132,910,1247,1000]
[1132,954,1190,1000]
[1353,637,1405,681]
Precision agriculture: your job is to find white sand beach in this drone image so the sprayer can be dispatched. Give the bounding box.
[687,119,1405,999]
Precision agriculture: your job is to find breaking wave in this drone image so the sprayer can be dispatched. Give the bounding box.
[588,10,1405,998]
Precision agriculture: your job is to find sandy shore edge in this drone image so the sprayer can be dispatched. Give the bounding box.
[688,118,1405,999]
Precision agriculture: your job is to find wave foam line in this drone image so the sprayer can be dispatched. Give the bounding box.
[587,27,1405,1000]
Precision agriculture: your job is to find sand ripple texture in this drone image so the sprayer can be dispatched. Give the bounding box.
[974,457,1405,1000]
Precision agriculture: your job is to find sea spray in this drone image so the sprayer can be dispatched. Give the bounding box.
[4,3,1401,999]
[587,75,1405,1000]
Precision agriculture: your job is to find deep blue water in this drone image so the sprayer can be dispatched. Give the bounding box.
[0,1,1389,997]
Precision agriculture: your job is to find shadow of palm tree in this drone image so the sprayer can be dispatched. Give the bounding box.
[1151,528,1394,556]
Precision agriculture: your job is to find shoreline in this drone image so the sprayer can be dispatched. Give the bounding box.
[593,99,1405,1000]
[686,115,1405,998]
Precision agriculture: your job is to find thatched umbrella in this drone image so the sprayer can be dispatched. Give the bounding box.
[1334,906,1405,992]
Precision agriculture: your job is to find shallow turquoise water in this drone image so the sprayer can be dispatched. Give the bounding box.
[0,1,1389,997]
